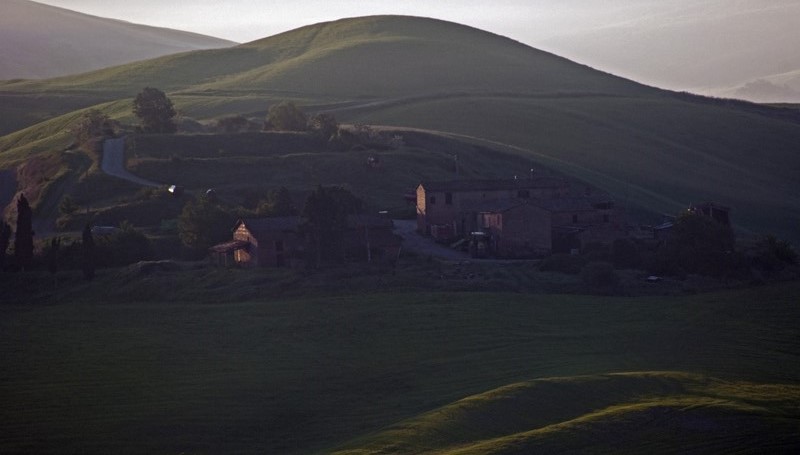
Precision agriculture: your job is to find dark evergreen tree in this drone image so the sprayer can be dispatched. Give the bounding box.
[302,186,362,267]
[308,112,339,140]
[178,197,231,251]
[265,101,307,132]
[47,237,60,285]
[59,195,79,216]
[73,109,115,144]
[270,187,296,216]
[258,187,296,217]
[668,212,736,277]
[133,87,177,134]
[82,224,95,280]
[14,194,34,270]
[0,221,11,271]
[100,221,153,267]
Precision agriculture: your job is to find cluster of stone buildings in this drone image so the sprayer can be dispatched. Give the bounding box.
[416,177,626,258]
[212,176,731,266]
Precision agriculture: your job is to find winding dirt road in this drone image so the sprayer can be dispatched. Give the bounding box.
[101,137,159,187]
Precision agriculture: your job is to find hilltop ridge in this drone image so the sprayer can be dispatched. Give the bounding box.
[1,14,653,99]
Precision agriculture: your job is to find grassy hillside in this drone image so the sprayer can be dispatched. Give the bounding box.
[1,15,800,242]
[1,277,798,454]
[342,94,800,239]
[123,130,568,213]
[1,15,648,98]
[335,372,800,454]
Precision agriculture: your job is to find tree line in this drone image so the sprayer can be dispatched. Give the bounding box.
[0,194,95,279]
[71,87,404,156]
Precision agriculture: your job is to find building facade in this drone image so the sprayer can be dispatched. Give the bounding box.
[418,178,626,256]
[232,217,303,267]
[416,178,569,239]
[479,202,553,257]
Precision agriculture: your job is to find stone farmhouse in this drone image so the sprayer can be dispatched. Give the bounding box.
[416,178,625,257]
[209,217,303,268]
[210,215,401,267]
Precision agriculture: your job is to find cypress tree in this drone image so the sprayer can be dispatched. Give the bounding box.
[14,194,34,270]
[0,221,10,271]
[47,237,60,276]
[82,224,95,281]
[47,237,60,289]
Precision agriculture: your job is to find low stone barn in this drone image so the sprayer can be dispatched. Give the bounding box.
[345,214,402,262]
[478,201,553,258]
[477,197,626,257]
[209,239,249,267]
[539,197,625,252]
[209,217,303,268]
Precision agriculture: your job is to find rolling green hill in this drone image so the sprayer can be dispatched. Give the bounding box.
[1,15,649,98]
[1,15,799,242]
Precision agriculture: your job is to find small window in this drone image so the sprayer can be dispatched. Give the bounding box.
[572,214,579,224]
[517,189,530,199]
[429,196,436,205]
[445,192,453,205]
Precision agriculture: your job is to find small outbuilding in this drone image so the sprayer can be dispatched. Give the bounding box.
[209,239,249,267]
[231,217,303,268]
[479,201,552,258]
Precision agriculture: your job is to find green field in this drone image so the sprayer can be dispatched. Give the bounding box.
[1,276,799,454]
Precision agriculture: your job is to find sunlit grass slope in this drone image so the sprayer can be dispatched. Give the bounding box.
[334,372,800,454]
[1,280,799,454]
[0,15,650,134]
[1,15,649,98]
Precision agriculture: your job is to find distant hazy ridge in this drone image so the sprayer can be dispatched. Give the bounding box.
[0,0,236,80]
